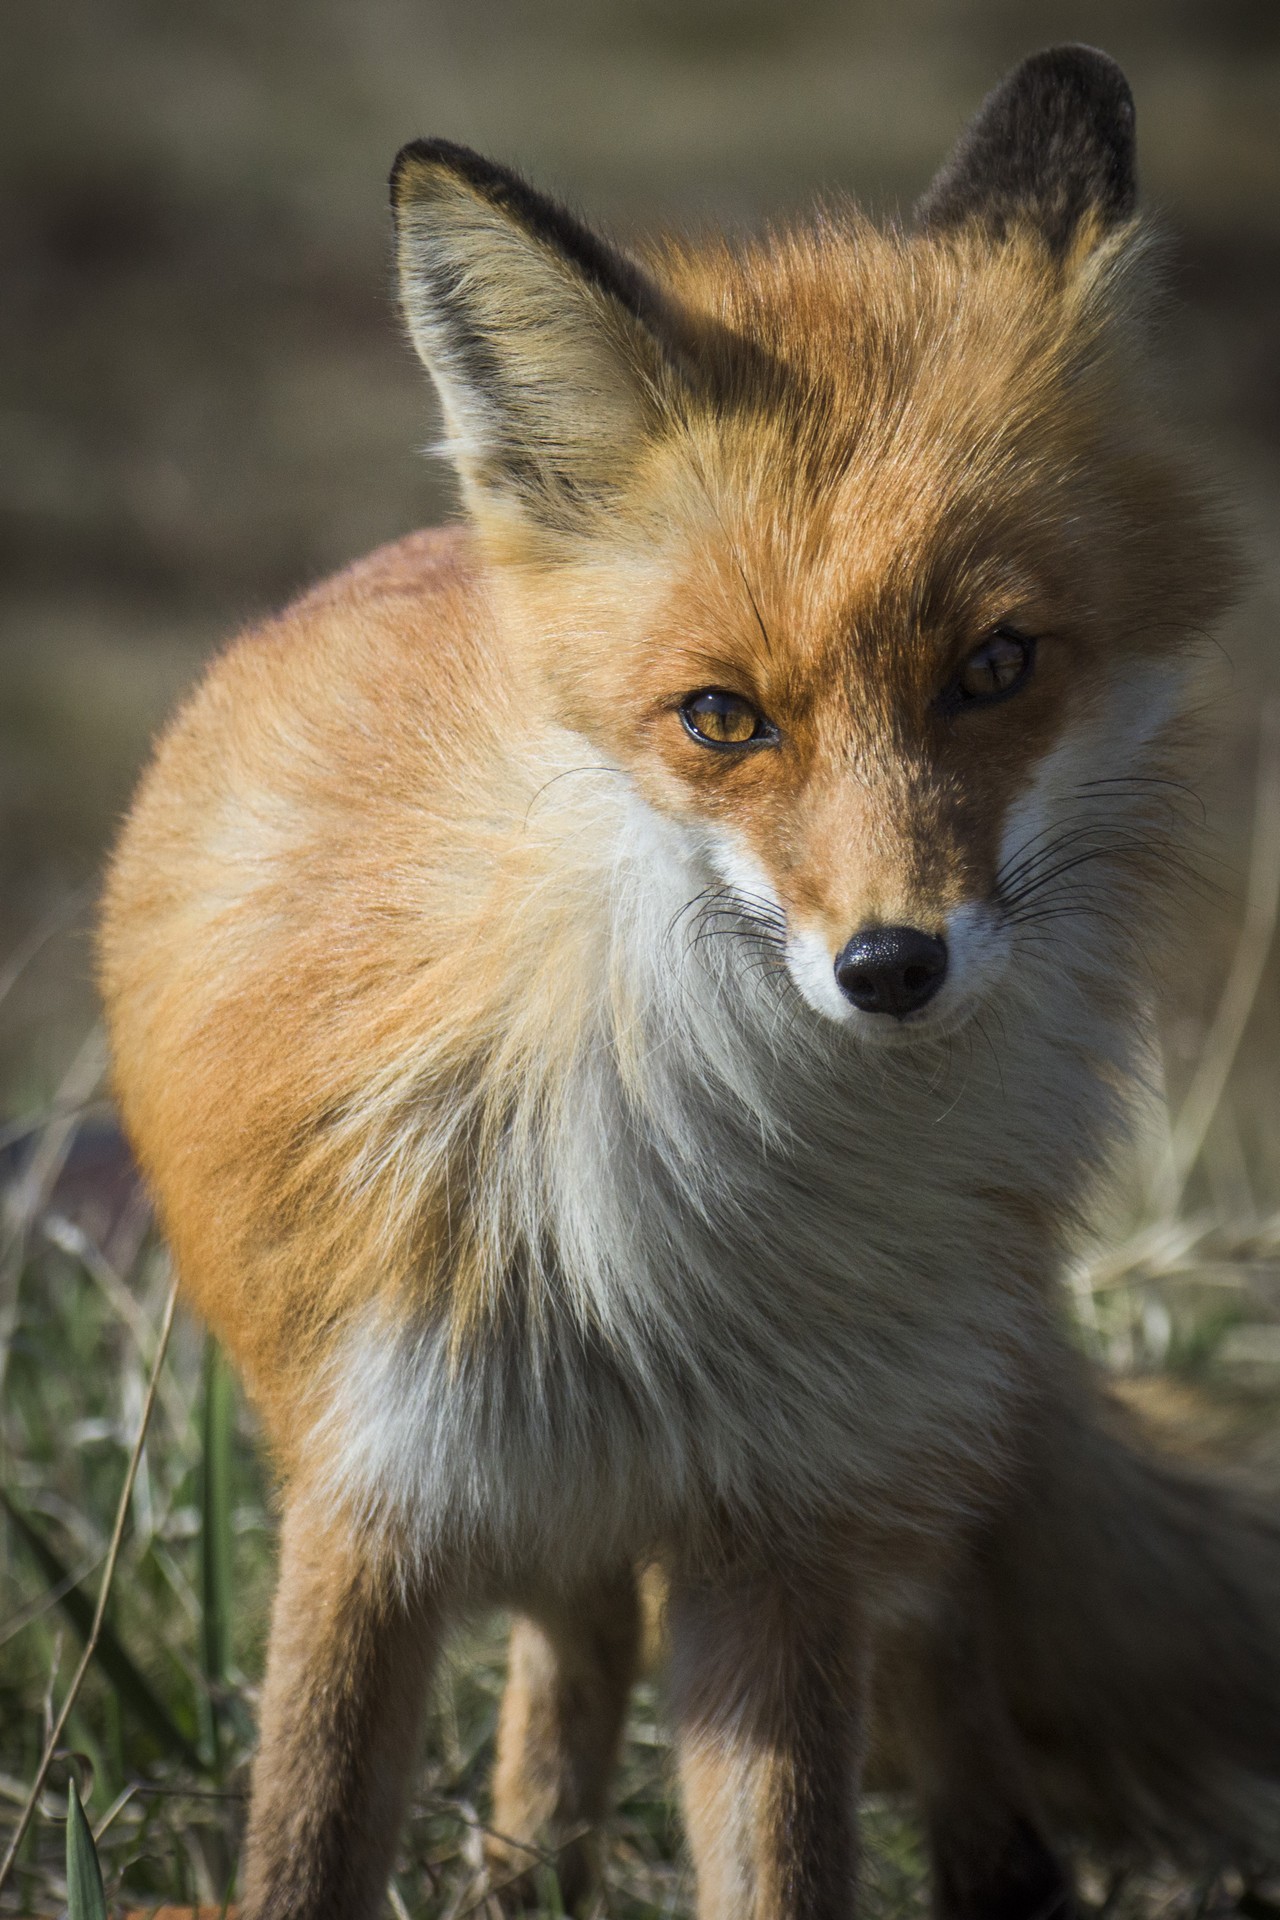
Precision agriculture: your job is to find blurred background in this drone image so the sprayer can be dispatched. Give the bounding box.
[2,2,1279,1913]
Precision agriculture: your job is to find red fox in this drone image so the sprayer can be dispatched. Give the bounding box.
[98,43,1280,1920]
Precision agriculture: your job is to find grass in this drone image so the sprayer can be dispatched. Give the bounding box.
[4,733,1280,1917]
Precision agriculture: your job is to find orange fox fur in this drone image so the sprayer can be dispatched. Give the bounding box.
[99,46,1280,1920]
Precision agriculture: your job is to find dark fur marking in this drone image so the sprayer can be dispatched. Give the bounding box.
[930,1812,1075,1920]
[916,45,1136,256]
[411,251,507,404]
[391,137,668,340]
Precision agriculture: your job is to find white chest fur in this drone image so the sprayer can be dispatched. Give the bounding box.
[311,787,1142,1585]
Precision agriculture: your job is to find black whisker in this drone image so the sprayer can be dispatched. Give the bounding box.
[522,764,628,826]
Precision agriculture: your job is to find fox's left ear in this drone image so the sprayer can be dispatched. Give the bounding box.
[916,45,1136,261]
[391,139,678,538]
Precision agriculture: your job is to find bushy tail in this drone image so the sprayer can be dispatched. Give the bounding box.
[986,1377,1280,1864]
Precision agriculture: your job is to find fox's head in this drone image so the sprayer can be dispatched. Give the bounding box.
[392,48,1236,1043]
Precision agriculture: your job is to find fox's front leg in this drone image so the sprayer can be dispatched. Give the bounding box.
[240,1494,441,1920]
[487,1566,642,1912]
[668,1562,866,1920]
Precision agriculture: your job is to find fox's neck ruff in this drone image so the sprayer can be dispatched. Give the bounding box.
[313,753,1157,1579]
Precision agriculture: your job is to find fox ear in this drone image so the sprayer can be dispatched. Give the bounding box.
[391,140,673,533]
[916,45,1136,260]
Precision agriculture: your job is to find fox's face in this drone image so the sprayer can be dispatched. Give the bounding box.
[564,509,1101,1036]
[392,54,1235,1041]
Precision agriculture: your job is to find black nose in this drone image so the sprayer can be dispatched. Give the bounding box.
[834,925,948,1016]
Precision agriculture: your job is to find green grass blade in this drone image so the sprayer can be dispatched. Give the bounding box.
[1,1488,201,1768]
[534,1863,567,1915]
[199,1337,234,1764]
[65,1775,108,1920]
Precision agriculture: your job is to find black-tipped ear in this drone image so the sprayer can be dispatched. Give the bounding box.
[391,139,672,532]
[916,46,1136,258]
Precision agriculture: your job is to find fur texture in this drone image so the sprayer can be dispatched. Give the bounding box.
[98,45,1276,1920]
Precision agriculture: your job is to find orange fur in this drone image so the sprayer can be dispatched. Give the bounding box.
[240,1499,439,1919]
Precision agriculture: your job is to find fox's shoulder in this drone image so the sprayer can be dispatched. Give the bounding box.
[224,520,496,716]
[100,524,529,1283]
[124,523,513,833]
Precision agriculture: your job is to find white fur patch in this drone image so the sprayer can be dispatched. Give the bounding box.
[787,922,856,1022]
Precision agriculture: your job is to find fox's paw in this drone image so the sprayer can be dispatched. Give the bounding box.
[480,1827,599,1918]
[932,1813,1075,1920]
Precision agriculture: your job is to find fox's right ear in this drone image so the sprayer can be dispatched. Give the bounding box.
[916,46,1137,264]
[391,140,674,537]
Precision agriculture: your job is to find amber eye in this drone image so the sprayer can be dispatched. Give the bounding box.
[680,689,776,749]
[940,629,1036,713]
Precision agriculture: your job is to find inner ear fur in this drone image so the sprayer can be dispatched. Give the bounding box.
[391,139,676,530]
[916,45,1137,261]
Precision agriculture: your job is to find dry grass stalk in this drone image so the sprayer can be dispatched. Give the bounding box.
[1166,699,1280,1212]
[0,1270,180,1898]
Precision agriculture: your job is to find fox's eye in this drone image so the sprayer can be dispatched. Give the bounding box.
[680,689,775,749]
[941,629,1036,712]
